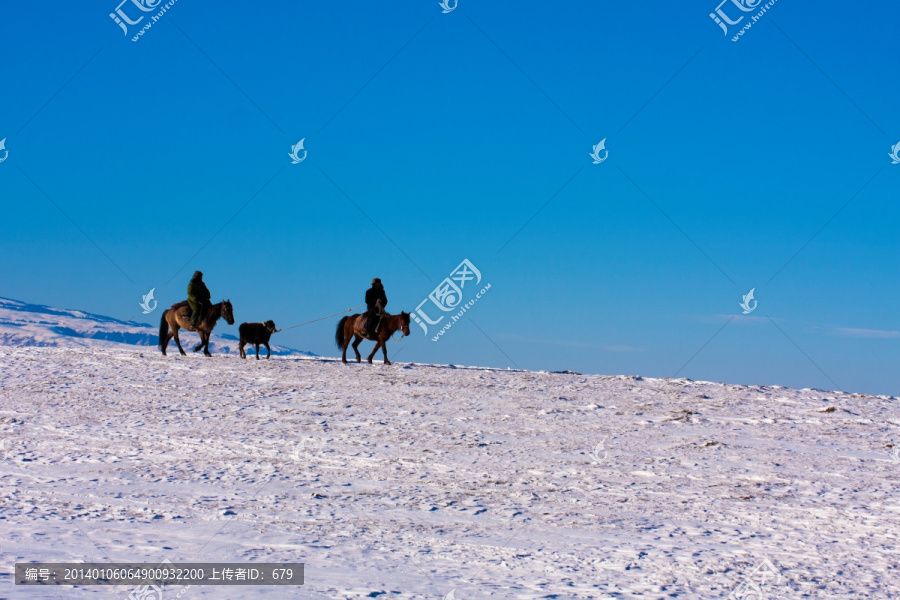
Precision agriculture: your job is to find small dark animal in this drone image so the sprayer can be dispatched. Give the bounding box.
[239,320,277,360]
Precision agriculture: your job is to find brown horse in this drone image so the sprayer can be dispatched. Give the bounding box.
[159,299,235,356]
[335,312,411,365]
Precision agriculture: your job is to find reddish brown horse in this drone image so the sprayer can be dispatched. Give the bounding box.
[159,300,234,356]
[335,312,411,365]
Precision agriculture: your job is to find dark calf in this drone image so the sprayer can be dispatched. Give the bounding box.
[239,320,277,360]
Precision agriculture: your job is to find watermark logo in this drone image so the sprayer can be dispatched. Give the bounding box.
[589,138,608,164]
[125,559,190,600]
[443,589,457,600]
[126,581,163,600]
[709,0,760,33]
[589,438,608,465]
[290,441,304,462]
[139,288,158,314]
[710,0,777,42]
[411,259,491,341]
[889,141,900,165]
[890,445,900,463]
[0,439,10,460]
[289,138,307,164]
[727,557,782,600]
[0,138,8,163]
[739,288,757,314]
[110,0,157,35]
[439,0,457,13]
[110,0,180,42]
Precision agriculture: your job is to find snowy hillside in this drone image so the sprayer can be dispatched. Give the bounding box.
[1,346,898,599]
[0,296,313,356]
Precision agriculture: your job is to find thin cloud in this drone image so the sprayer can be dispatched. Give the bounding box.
[824,326,900,339]
[692,314,772,325]
[697,316,898,339]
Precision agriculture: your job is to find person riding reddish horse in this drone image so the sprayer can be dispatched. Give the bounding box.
[335,279,410,365]
[365,277,387,337]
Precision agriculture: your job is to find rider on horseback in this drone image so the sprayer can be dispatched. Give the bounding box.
[365,278,388,337]
[187,271,211,329]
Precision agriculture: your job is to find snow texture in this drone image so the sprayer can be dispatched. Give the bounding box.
[1,343,898,599]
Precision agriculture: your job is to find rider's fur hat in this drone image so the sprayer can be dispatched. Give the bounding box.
[372,278,382,285]
[192,270,203,279]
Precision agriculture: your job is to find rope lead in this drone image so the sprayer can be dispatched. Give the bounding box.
[276,303,366,332]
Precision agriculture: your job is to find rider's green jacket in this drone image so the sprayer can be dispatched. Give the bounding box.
[187,277,211,308]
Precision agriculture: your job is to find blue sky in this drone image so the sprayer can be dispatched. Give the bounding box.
[1,0,897,395]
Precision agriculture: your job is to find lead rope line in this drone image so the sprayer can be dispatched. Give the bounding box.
[276,303,366,332]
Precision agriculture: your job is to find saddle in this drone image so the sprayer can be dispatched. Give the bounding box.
[356,312,384,336]
[171,300,206,329]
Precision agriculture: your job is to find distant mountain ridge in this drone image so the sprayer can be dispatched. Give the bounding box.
[0,296,314,356]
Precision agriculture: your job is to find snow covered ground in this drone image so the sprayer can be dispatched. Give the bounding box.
[1,345,898,599]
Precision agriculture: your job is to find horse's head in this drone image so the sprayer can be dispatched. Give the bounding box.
[222,299,235,325]
[400,311,411,337]
[265,320,277,333]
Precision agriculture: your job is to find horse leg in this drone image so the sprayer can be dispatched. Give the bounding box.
[340,331,349,364]
[239,341,246,359]
[381,339,391,365]
[352,335,364,363]
[366,340,381,364]
[160,311,170,355]
[203,332,212,357]
[264,343,271,360]
[161,329,171,356]
[255,343,260,360]
[173,328,187,356]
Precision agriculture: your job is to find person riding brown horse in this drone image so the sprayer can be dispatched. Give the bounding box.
[364,278,388,337]
[187,271,211,328]
[159,299,234,357]
[336,311,410,365]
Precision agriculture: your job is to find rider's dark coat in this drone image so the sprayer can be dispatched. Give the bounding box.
[187,272,211,314]
[365,283,387,314]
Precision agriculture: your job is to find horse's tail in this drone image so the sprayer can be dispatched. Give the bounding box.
[335,316,349,349]
[158,310,169,349]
